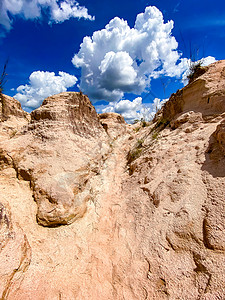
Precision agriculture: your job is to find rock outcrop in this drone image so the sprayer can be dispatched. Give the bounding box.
[0,61,224,299]
[0,95,30,142]
[1,92,110,227]
[0,202,31,299]
[159,60,225,125]
[99,112,127,139]
[0,94,28,122]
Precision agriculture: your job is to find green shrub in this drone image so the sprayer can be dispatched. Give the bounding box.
[140,118,148,127]
[127,148,142,164]
[127,138,144,164]
[152,132,159,140]
[187,61,206,83]
[137,139,144,147]
[155,117,169,129]
[134,126,140,132]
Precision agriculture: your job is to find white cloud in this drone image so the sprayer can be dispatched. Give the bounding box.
[96,97,168,123]
[14,71,78,110]
[201,56,217,66]
[0,0,94,31]
[99,51,143,92]
[182,56,217,85]
[50,0,95,23]
[72,6,188,102]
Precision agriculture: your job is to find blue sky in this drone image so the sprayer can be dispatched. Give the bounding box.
[0,0,224,122]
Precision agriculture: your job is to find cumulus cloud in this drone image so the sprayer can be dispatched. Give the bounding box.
[0,0,94,31]
[96,97,167,123]
[72,6,189,102]
[14,71,78,110]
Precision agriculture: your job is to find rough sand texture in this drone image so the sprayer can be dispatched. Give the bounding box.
[0,61,224,299]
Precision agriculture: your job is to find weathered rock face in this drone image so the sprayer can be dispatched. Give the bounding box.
[29,92,103,137]
[0,202,31,299]
[0,94,28,122]
[125,113,225,299]
[0,92,110,227]
[182,61,225,116]
[0,61,224,299]
[0,95,30,142]
[213,119,225,155]
[99,112,126,139]
[160,60,225,124]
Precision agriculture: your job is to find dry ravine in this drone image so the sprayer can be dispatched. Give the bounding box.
[0,60,225,299]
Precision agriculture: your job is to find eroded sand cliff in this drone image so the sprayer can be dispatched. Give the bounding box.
[0,61,224,299]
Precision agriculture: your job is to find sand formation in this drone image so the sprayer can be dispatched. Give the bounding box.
[0,60,224,299]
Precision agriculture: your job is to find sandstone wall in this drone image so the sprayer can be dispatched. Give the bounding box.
[0,62,224,299]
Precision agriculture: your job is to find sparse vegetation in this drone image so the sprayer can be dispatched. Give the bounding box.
[133,118,149,129]
[133,126,140,132]
[127,138,144,164]
[149,116,169,142]
[0,61,8,120]
[140,118,148,127]
[152,132,159,140]
[127,147,142,164]
[187,60,206,84]
[137,138,144,147]
[0,60,8,95]
[155,117,169,129]
[10,129,17,138]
